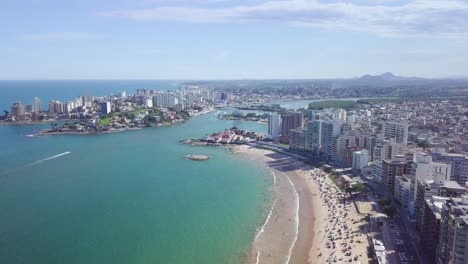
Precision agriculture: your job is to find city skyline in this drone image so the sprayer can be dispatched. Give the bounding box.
[1,0,468,80]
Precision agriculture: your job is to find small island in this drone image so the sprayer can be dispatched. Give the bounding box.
[181,127,265,146]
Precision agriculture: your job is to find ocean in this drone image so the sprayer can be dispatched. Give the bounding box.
[0,81,271,264]
[0,80,179,111]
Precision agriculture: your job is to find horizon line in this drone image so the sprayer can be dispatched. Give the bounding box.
[1,76,468,82]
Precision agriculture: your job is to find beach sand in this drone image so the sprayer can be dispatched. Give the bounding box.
[231,145,369,264]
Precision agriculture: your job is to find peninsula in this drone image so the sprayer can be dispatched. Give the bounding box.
[2,86,215,135]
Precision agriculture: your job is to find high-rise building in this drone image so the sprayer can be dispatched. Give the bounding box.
[381,157,411,197]
[10,102,25,117]
[373,138,406,161]
[412,152,452,200]
[383,121,409,145]
[353,149,369,171]
[437,196,468,264]
[289,128,308,151]
[100,102,111,114]
[307,120,322,154]
[65,101,74,113]
[268,113,281,141]
[153,92,178,108]
[335,133,374,166]
[32,97,41,113]
[337,108,347,121]
[145,98,153,108]
[81,95,94,108]
[420,196,450,263]
[416,180,464,231]
[320,120,342,159]
[279,112,303,144]
[371,160,383,183]
[307,110,323,121]
[432,148,468,185]
[48,101,56,114]
[394,176,412,209]
[48,100,65,114]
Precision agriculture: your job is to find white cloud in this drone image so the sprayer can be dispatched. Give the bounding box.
[97,0,468,38]
[20,32,101,41]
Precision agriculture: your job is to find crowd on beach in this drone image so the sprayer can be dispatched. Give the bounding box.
[307,168,368,263]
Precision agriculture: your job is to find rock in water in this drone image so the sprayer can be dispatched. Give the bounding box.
[184,155,210,161]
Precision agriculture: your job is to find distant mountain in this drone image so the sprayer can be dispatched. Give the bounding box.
[340,72,430,87]
[357,72,421,82]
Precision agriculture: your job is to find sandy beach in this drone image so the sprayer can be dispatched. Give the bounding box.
[231,145,369,264]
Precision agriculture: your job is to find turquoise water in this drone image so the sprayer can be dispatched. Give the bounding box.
[0,111,271,264]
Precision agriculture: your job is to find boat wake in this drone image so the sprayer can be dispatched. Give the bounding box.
[30,152,71,165]
[0,152,71,177]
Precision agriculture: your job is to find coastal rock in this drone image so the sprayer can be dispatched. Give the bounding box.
[184,155,210,161]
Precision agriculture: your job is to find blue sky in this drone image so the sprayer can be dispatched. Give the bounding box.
[1,0,468,79]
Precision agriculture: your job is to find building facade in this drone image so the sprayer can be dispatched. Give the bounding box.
[432,149,468,185]
[10,102,25,118]
[381,157,411,197]
[32,97,41,113]
[268,113,281,141]
[289,128,308,151]
[352,149,369,171]
[100,102,111,114]
[383,121,409,145]
[437,196,468,264]
[279,112,303,144]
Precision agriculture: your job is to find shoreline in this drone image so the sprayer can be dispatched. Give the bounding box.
[0,120,56,126]
[230,144,369,264]
[231,145,315,264]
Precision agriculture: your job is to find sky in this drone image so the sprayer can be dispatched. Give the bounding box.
[1,0,468,80]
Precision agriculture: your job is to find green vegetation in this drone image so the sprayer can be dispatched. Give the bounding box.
[308,100,356,110]
[223,111,268,120]
[143,115,158,127]
[378,198,396,217]
[356,98,404,104]
[349,182,366,193]
[179,111,190,120]
[417,139,432,149]
[328,172,346,191]
[99,117,111,126]
[237,104,284,112]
